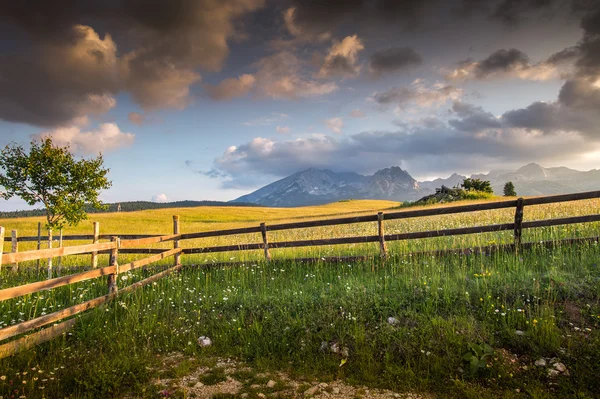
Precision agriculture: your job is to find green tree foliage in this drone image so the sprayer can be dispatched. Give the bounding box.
[0,137,112,229]
[461,178,493,194]
[503,181,517,197]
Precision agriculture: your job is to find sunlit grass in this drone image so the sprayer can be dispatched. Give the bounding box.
[0,197,599,398]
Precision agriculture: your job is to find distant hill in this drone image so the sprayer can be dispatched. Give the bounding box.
[232,163,600,207]
[0,200,259,219]
[232,167,422,207]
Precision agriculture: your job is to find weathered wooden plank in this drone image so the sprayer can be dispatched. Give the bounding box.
[107,237,119,295]
[117,248,182,274]
[119,234,180,248]
[378,212,387,260]
[14,234,164,242]
[267,215,378,231]
[514,198,524,248]
[1,241,118,265]
[523,190,600,206]
[260,223,271,261]
[522,214,600,229]
[91,222,100,269]
[98,248,166,255]
[173,215,181,266]
[0,318,78,359]
[0,265,117,301]
[384,200,518,221]
[268,235,380,249]
[183,243,263,254]
[179,226,262,240]
[0,294,112,342]
[384,223,515,241]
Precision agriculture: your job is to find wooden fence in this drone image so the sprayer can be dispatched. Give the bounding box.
[1,190,600,359]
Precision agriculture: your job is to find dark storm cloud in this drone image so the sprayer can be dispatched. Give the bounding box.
[448,102,502,132]
[0,0,265,127]
[499,5,600,139]
[474,48,529,78]
[286,0,441,37]
[368,47,423,78]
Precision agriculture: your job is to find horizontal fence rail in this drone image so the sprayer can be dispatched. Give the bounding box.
[0,190,599,359]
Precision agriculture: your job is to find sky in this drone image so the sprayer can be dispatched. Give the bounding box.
[0,0,599,211]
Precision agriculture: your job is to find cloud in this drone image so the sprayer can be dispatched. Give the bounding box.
[209,111,597,188]
[350,109,365,118]
[445,48,576,82]
[286,0,441,38]
[276,125,291,134]
[204,74,256,101]
[369,47,423,78]
[0,0,265,127]
[151,193,168,203]
[254,51,338,99]
[33,123,135,154]
[325,117,344,134]
[0,25,119,127]
[128,112,145,125]
[370,79,463,110]
[316,35,364,79]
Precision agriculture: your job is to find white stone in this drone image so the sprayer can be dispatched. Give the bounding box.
[387,317,400,325]
[305,385,319,396]
[197,336,212,347]
[333,387,340,394]
[534,358,547,367]
[267,380,276,388]
[515,330,525,336]
[554,362,567,373]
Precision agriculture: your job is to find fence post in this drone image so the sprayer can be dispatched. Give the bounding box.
[107,236,119,295]
[47,229,53,280]
[91,222,100,268]
[11,230,18,272]
[36,222,41,275]
[57,229,63,276]
[378,212,387,261]
[173,215,181,266]
[514,198,524,252]
[0,226,4,273]
[260,222,271,262]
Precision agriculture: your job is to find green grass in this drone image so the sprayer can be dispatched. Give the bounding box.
[0,199,600,398]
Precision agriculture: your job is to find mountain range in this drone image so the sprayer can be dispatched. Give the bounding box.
[232,163,600,207]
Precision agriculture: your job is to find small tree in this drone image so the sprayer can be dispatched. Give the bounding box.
[0,137,112,230]
[503,181,517,197]
[461,178,493,194]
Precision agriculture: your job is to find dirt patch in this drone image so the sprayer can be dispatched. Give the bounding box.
[146,356,433,399]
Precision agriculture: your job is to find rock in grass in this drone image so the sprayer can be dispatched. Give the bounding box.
[197,336,212,347]
[266,380,276,388]
[548,369,560,378]
[332,387,340,394]
[304,385,319,396]
[535,358,547,367]
[515,330,525,336]
[553,362,567,373]
[387,317,400,325]
[258,394,266,398]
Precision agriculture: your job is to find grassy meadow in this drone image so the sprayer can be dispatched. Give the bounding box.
[0,197,600,398]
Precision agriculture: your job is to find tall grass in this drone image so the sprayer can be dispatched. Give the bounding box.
[0,198,599,398]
